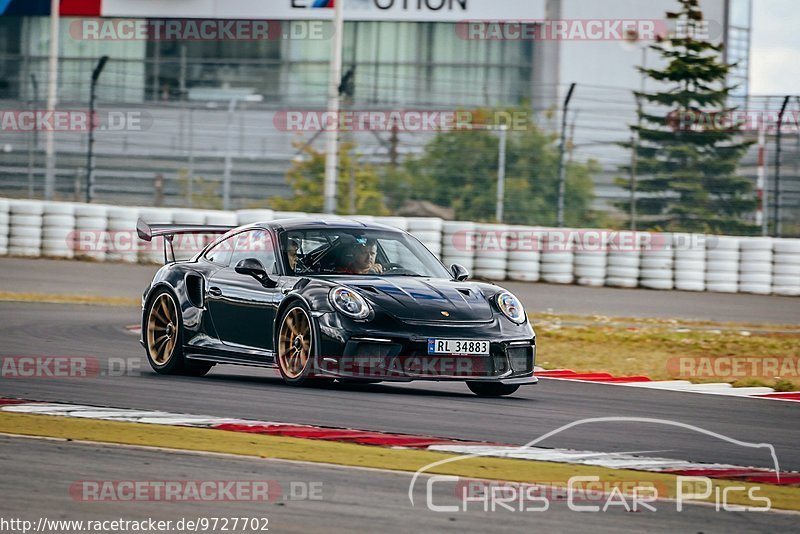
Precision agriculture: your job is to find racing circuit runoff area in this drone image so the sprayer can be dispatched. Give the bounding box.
[1,256,799,533]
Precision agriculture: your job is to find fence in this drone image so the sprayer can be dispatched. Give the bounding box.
[1,197,798,297]
[1,53,799,234]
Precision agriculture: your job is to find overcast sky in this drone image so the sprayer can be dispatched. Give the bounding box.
[750,0,799,94]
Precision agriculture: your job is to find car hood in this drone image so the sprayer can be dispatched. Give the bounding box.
[330,276,496,322]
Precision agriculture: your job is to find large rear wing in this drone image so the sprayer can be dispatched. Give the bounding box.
[136,218,236,264]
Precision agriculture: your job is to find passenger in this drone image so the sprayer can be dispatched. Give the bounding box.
[286,238,300,273]
[339,239,383,275]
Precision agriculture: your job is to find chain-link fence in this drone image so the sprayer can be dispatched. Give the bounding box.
[1,53,798,235]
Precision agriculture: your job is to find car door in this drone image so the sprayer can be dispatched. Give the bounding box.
[206,229,281,352]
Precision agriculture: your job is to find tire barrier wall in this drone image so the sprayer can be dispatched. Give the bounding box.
[1,198,798,296]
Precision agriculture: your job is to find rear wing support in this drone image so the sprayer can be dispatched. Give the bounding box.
[136,218,235,264]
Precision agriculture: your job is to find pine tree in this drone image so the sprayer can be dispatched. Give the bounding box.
[618,0,757,234]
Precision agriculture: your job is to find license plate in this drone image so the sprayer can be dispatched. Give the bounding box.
[427,339,490,355]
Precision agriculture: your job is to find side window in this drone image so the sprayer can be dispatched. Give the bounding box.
[204,236,235,266]
[231,230,278,274]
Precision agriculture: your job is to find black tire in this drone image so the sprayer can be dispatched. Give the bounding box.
[144,287,214,377]
[276,301,322,386]
[466,382,520,397]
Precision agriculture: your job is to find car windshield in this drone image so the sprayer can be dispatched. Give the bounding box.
[281,228,451,278]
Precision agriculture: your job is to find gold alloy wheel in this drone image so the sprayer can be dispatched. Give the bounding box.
[147,293,179,365]
[278,307,312,379]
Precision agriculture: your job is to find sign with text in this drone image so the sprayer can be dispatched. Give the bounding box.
[70,0,546,22]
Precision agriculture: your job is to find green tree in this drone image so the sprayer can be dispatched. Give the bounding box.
[272,142,389,215]
[402,109,600,226]
[617,0,756,234]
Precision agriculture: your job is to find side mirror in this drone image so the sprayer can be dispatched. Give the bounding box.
[235,258,278,288]
[450,263,470,282]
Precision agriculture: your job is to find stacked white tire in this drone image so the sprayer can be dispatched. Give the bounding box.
[373,217,408,231]
[639,232,674,290]
[138,208,174,264]
[169,209,207,260]
[573,231,606,287]
[172,209,207,226]
[441,221,476,272]
[0,199,8,255]
[106,207,140,263]
[473,223,508,280]
[738,237,773,295]
[407,218,443,258]
[772,239,800,296]
[197,211,238,258]
[273,211,307,220]
[605,233,639,288]
[204,211,238,227]
[705,236,739,293]
[540,229,573,284]
[236,209,274,225]
[42,202,76,258]
[8,200,43,257]
[673,233,706,291]
[506,226,541,282]
[73,205,109,261]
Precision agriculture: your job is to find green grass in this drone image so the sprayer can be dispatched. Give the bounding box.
[531,313,800,391]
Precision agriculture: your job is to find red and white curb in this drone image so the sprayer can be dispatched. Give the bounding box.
[534,368,800,402]
[1,398,797,486]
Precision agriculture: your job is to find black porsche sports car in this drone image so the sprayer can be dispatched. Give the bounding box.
[137,218,537,397]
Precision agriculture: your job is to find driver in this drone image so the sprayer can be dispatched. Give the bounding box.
[339,239,383,275]
[286,238,300,273]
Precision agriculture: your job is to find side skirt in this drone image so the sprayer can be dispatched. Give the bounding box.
[184,345,277,369]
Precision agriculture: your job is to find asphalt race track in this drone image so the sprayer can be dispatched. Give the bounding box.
[1,299,798,472]
[3,435,797,533]
[1,258,799,532]
[3,257,800,323]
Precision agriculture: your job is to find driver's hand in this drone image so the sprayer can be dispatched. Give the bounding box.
[371,263,384,274]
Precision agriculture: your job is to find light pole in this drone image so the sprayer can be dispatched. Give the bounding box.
[43,0,60,200]
[323,0,345,214]
[85,55,109,203]
[27,74,39,199]
[774,95,791,237]
[495,124,508,223]
[556,83,576,227]
[222,94,263,211]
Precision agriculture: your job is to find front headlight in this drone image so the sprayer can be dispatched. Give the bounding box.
[496,291,526,324]
[330,286,371,320]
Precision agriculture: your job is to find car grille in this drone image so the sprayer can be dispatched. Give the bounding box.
[339,340,533,379]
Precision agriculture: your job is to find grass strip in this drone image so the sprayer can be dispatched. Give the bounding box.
[0,292,139,307]
[0,412,797,511]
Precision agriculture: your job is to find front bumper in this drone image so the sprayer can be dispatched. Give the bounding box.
[314,312,537,384]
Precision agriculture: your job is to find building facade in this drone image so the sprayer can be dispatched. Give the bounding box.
[0,0,754,214]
